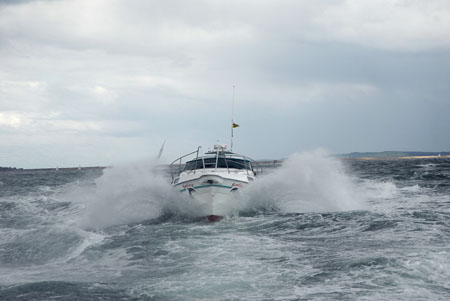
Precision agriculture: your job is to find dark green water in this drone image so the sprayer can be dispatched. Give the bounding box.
[1,153,450,300]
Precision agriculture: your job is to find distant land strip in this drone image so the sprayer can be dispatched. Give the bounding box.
[343,155,450,160]
[1,151,450,170]
[336,151,450,160]
[0,166,105,172]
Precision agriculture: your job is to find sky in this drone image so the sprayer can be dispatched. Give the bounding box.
[1,0,450,168]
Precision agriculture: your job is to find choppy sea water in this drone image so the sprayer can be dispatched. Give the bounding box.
[1,151,450,300]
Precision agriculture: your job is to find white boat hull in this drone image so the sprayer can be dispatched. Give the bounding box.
[170,145,256,220]
[174,175,247,218]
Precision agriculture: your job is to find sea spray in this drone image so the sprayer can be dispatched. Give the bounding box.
[239,149,366,214]
[73,150,366,228]
[80,160,174,228]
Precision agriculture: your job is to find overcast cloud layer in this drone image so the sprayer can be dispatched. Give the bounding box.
[1,0,450,168]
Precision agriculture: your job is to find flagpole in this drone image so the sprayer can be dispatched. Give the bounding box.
[231,85,235,152]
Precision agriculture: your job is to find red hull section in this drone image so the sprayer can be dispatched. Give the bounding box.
[207,215,223,222]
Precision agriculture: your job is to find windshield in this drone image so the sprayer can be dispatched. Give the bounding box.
[184,157,252,171]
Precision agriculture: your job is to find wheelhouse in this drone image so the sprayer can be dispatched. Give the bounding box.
[169,146,255,182]
[183,155,253,171]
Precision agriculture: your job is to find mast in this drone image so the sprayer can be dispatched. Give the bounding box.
[230,85,235,152]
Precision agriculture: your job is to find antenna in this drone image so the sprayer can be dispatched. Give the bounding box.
[230,85,235,151]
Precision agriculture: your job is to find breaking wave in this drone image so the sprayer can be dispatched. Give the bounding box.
[237,149,366,214]
[75,161,174,229]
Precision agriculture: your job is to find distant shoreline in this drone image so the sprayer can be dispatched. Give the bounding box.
[0,166,106,172]
[343,155,450,161]
[337,151,450,160]
[2,151,450,170]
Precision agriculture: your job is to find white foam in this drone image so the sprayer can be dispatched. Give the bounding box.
[399,184,421,192]
[63,229,105,262]
[239,149,366,214]
[66,150,370,226]
[78,160,174,229]
[361,179,399,200]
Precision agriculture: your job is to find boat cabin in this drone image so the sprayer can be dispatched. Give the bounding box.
[169,145,255,183]
[183,153,253,171]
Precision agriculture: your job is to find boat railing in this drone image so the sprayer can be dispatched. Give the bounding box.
[169,146,204,181]
[220,153,255,175]
[169,147,256,182]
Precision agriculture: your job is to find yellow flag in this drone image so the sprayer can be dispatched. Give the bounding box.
[232,123,239,128]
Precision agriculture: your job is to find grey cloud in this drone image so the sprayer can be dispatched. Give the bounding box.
[0,0,60,5]
[0,0,36,4]
[1,0,449,168]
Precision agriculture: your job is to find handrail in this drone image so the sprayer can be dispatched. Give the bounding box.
[193,147,200,175]
[223,153,253,174]
[169,149,199,166]
[215,149,219,171]
[169,147,255,181]
[169,146,202,180]
[224,153,230,173]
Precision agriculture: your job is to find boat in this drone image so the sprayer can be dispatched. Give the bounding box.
[170,144,256,221]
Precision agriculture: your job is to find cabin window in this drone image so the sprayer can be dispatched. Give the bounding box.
[184,157,252,171]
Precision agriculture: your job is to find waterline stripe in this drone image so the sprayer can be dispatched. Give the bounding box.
[178,184,233,192]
